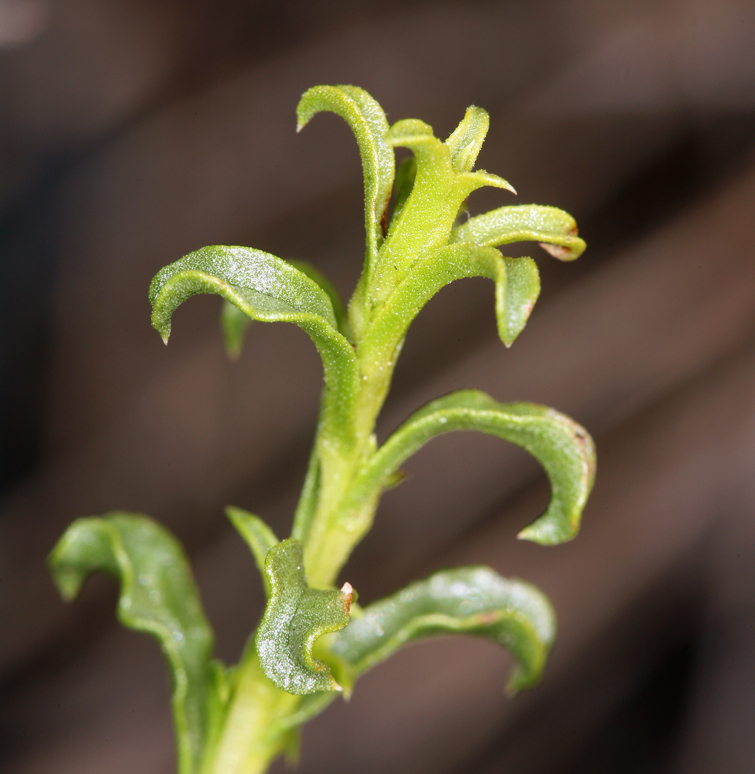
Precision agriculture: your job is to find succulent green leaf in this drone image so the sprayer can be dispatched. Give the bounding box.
[297,85,393,264]
[47,513,222,774]
[220,299,252,359]
[149,245,359,451]
[451,204,586,261]
[150,246,338,339]
[328,566,555,693]
[359,243,540,402]
[225,507,279,597]
[220,259,349,355]
[445,105,490,173]
[256,538,354,694]
[369,118,514,307]
[346,390,595,545]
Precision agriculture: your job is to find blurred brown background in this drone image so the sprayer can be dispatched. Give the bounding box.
[2,0,755,772]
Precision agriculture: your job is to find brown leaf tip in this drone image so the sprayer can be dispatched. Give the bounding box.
[340,582,354,615]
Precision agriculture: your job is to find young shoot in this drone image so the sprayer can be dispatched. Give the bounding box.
[49,85,594,774]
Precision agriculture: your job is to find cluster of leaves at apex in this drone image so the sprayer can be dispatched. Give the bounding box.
[49,86,595,774]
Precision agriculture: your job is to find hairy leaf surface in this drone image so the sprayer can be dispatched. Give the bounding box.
[329,566,555,693]
[452,204,586,260]
[346,390,595,545]
[149,245,359,451]
[256,539,353,694]
[388,155,417,227]
[445,105,489,173]
[371,118,515,305]
[220,260,348,355]
[297,85,393,265]
[359,243,540,383]
[48,514,223,774]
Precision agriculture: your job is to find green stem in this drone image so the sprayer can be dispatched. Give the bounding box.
[298,345,400,589]
[205,653,300,774]
[300,446,368,589]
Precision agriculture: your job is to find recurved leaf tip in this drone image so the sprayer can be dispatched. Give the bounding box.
[48,513,219,774]
[148,245,360,452]
[296,85,393,261]
[328,567,556,695]
[452,204,586,261]
[346,390,595,549]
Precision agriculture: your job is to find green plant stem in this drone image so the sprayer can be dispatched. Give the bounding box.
[205,652,299,774]
[299,346,399,589]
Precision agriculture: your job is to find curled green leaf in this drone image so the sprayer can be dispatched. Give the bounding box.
[149,245,359,452]
[220,260,348,355]
[445,105,490,173]
[256,538,354,695]
[360,243,540,383]
[297,85,393,264]
[345,389,595,546]
[47,513,223,774]
[328,566,555,693]
[149,246,338,340]
[451,204,586,261]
